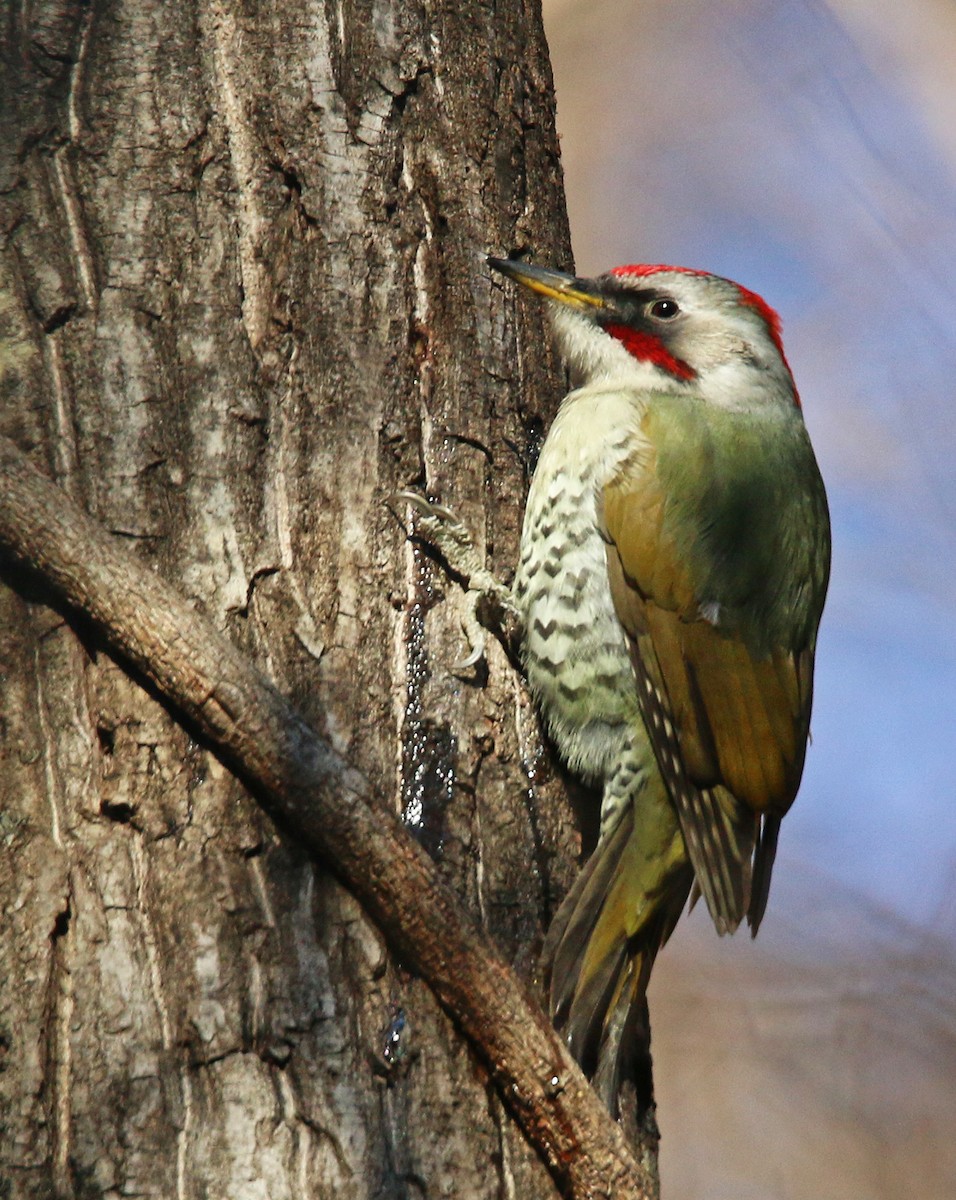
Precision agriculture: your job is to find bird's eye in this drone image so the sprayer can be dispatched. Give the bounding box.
[649,298,680,320]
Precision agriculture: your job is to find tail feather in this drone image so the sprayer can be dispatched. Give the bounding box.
[541,789,691,1115]
[544,815,634,1027]
[564,935,630,1076]
[590,953,654,1113]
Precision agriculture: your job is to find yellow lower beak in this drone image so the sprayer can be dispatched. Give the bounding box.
[487,257,607,310]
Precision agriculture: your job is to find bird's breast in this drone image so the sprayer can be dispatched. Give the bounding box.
[514,387,645,780]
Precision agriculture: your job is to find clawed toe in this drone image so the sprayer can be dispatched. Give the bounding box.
[394,489,521,670]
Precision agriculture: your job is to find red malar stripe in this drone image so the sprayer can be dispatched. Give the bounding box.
[605,323,696,381]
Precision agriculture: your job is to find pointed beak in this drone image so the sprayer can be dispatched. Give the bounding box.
[487,257,608,310]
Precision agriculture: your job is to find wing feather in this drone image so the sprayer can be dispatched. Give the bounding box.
[602,418,823,933]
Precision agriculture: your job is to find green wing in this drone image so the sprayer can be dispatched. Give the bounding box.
[602,399,830,933]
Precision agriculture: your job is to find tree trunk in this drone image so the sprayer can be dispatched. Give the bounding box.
[0,1,587,1196]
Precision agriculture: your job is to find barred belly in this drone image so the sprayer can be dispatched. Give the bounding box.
[514,462,639,786]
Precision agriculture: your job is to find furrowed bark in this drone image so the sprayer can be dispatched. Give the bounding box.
[0,435,653,1198]
[0,0,661,1194]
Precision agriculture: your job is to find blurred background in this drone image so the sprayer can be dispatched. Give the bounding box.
[541,1,956,1195]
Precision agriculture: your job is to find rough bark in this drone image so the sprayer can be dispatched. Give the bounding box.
[0,427,658,1198]
[0,1,648,1197]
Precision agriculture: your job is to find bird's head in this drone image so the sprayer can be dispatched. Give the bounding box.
[488,257,799,411]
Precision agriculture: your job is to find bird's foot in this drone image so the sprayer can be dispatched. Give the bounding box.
[395,490,522,671]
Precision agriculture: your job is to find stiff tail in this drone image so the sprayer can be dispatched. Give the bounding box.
[541,782,692,1115]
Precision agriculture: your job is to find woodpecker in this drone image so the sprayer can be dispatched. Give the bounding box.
[487,256,831,1109]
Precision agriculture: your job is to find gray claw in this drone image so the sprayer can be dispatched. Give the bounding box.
[395,490,457,523]
[450,594,489,673]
